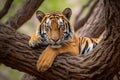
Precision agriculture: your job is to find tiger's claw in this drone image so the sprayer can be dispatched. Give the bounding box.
[29,40,41,47]
[29,34,42,47]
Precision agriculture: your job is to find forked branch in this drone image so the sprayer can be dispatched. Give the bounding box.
[0,0,13,19]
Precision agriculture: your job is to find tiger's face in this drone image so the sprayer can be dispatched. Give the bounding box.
[36,8,74,48]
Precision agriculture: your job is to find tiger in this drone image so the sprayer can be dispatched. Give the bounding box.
[29,8,101,72]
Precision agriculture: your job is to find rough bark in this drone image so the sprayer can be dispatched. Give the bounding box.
[0,0,120,80]
[77,0,105,38]
[5,0,44,30]
[76,0,119,80]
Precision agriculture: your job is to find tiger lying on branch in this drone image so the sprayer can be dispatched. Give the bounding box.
[29,8,101,72]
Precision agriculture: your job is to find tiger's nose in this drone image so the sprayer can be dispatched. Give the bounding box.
[52,37,59,42]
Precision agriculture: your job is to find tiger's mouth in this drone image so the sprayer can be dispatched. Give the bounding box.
[50,44,62,48]
[47,38,69,48]
[48,39,64,48]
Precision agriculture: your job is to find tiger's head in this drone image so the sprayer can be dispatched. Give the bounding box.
[36,8,74,48]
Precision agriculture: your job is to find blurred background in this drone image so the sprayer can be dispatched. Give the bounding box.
[0,0,95,80]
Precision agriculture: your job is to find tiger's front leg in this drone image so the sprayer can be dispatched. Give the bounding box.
[37,46,58,72]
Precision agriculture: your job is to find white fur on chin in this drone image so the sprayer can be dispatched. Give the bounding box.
[51,45,61,48]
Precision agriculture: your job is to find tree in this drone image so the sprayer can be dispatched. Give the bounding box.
[0,0,120,80]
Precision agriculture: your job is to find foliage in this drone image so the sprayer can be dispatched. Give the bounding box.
[39,0,72,12]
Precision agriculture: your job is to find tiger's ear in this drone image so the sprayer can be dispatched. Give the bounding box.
[63,8,72,20]
[36,10,45,22]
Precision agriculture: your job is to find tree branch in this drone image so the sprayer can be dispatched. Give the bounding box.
[5,0,44,30]
[77,0,105,37]
[0,0,13,19]
[74,0,99,31]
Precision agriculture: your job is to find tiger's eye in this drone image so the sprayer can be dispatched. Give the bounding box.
[45,27,49,31]
[59,24,65,29]
[61,25,65,30]
[63,32,67,36]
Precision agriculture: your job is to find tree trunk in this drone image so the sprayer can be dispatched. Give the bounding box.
[76,0,119,80]
[77,0,105,38]
[0,0,120,80]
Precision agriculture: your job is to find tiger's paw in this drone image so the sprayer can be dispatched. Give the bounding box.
[29,34,42,47]
[37,55,53,72]
[37,51,56,72]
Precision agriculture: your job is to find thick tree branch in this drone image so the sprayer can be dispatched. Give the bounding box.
[0,0,13,19]
[5,0,44,30]
[74,0,99,31]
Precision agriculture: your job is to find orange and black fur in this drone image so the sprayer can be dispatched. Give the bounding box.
[29,8,101,72]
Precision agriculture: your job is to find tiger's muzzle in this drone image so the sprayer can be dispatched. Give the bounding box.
[48,39,63,48]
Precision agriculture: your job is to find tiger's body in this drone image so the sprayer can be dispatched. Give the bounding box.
[29,8,101,72]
